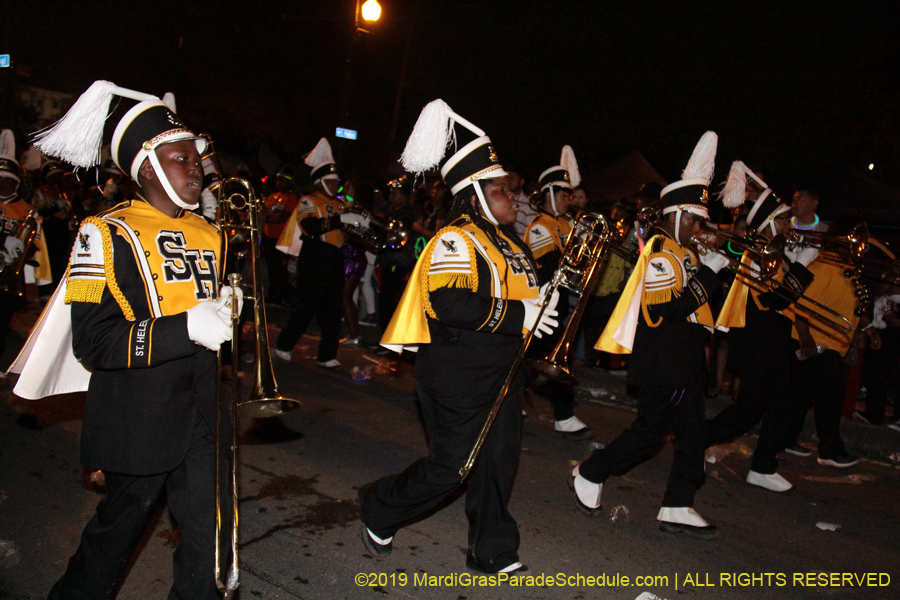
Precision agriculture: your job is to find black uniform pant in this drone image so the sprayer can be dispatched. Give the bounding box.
[579,385,705,507]
[360,380,524,573]
[48,412,219,600]
[276,241,343,362]
[261,236,289,304]
[784,348,847,458]
[705,369,791,474]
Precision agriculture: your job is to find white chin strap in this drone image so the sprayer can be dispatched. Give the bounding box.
[758,204,791,239]
[671,209,683,245]
[473,181,499,226]
[549,186,560,216]
[148,149,196,210]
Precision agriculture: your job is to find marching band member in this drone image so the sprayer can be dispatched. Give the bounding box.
[359,100,558,574]
[10,81,237,599]
[572,132,728,540]
[274,138,364,369]
[706,162,817,492]
[524,146,592,438]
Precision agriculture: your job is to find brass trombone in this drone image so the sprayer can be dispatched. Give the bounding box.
[215,177,302,597]
[690,225,855,332]
[459,213,613,480]
[787,222,869,265]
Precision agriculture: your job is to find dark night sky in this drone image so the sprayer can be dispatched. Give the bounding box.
[3,0,899,195]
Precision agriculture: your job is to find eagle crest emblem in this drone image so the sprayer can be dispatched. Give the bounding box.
[78,232,90,251]
[440,238,458,253]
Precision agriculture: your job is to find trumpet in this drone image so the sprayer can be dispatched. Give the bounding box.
[459,213,613,479]
[341,206,410,253]
[0,209,38,297]
[690,225,855,332]
[215,177,302,597]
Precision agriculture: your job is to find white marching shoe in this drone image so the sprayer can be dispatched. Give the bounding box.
[746,470,793,492]
[657,507,718,540]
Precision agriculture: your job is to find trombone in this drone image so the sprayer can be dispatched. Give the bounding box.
[691,224,855,332]
[459,213,613,480]
[215,177,302,597]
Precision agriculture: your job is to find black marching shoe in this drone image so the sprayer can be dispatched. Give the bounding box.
[784,443,813,457]
[658,521,719,541]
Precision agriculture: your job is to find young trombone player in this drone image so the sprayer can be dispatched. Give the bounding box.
[360,100,559,574]
[705,162,817,492]
[572,132,729,540]
[10,81,238,599]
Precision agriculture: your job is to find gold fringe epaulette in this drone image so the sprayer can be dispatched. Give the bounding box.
[421,226,478,319]
[640,252,682,327]
[64,216,135,321]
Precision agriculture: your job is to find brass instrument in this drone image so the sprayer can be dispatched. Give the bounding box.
[606,215,639,264]
[341,206,410,253]
[691,224,854,332]
[0,209,38,297]
[215,178,302,597]
[786,224,872,315]
[459,213,613,480]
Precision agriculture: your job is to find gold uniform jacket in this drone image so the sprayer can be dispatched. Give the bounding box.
[65,198,223,475]
[596,230,722,388]
[381,217,539,395]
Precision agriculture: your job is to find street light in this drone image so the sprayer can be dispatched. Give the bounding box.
[361,0,381,22]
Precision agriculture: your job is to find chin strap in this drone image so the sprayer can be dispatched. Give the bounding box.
[473,181,499,226]
[549,186,560,216]
[147,149,196,210]
[674,209,683,245]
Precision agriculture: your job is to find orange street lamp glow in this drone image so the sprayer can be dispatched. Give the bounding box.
[361,0,382,22]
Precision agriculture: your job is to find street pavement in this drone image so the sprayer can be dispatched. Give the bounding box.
[1,302,899,600]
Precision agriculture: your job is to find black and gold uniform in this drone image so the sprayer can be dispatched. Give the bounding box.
[364,215,539,572]
[525,199,588,436]
[572,131,726,538]
[13,84,228,600]
[359,102,544,574]
[705,177,814,489]
[275,140,348,367]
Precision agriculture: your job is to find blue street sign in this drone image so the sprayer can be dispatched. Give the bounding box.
[0,55,10,68]
[335,127,357,140]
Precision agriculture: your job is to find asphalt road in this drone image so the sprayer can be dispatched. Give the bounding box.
[1,308,899,600]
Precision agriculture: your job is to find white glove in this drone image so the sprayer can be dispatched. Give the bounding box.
[2,237,24,264]
[217,285,244,320]
[339,212,370,228]
[785,245,818,267]
[522,285,560,338]
[186,297,233,350]
[699,250,730,274]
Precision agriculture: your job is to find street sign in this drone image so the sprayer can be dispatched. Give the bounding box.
[335,127,357,140]
[0,55,10,68]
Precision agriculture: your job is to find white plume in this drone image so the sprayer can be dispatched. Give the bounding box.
[400,100,456,174]
[162,92,177,113]
[0,129,15,161]
[682,130,718,186]
[400,99,486,174]
[32,80,157,168]
[304,138,334,169]
[720,161,748,208]
[560,145,581,187]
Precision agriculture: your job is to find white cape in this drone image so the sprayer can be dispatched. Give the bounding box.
[8,279,92,399]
